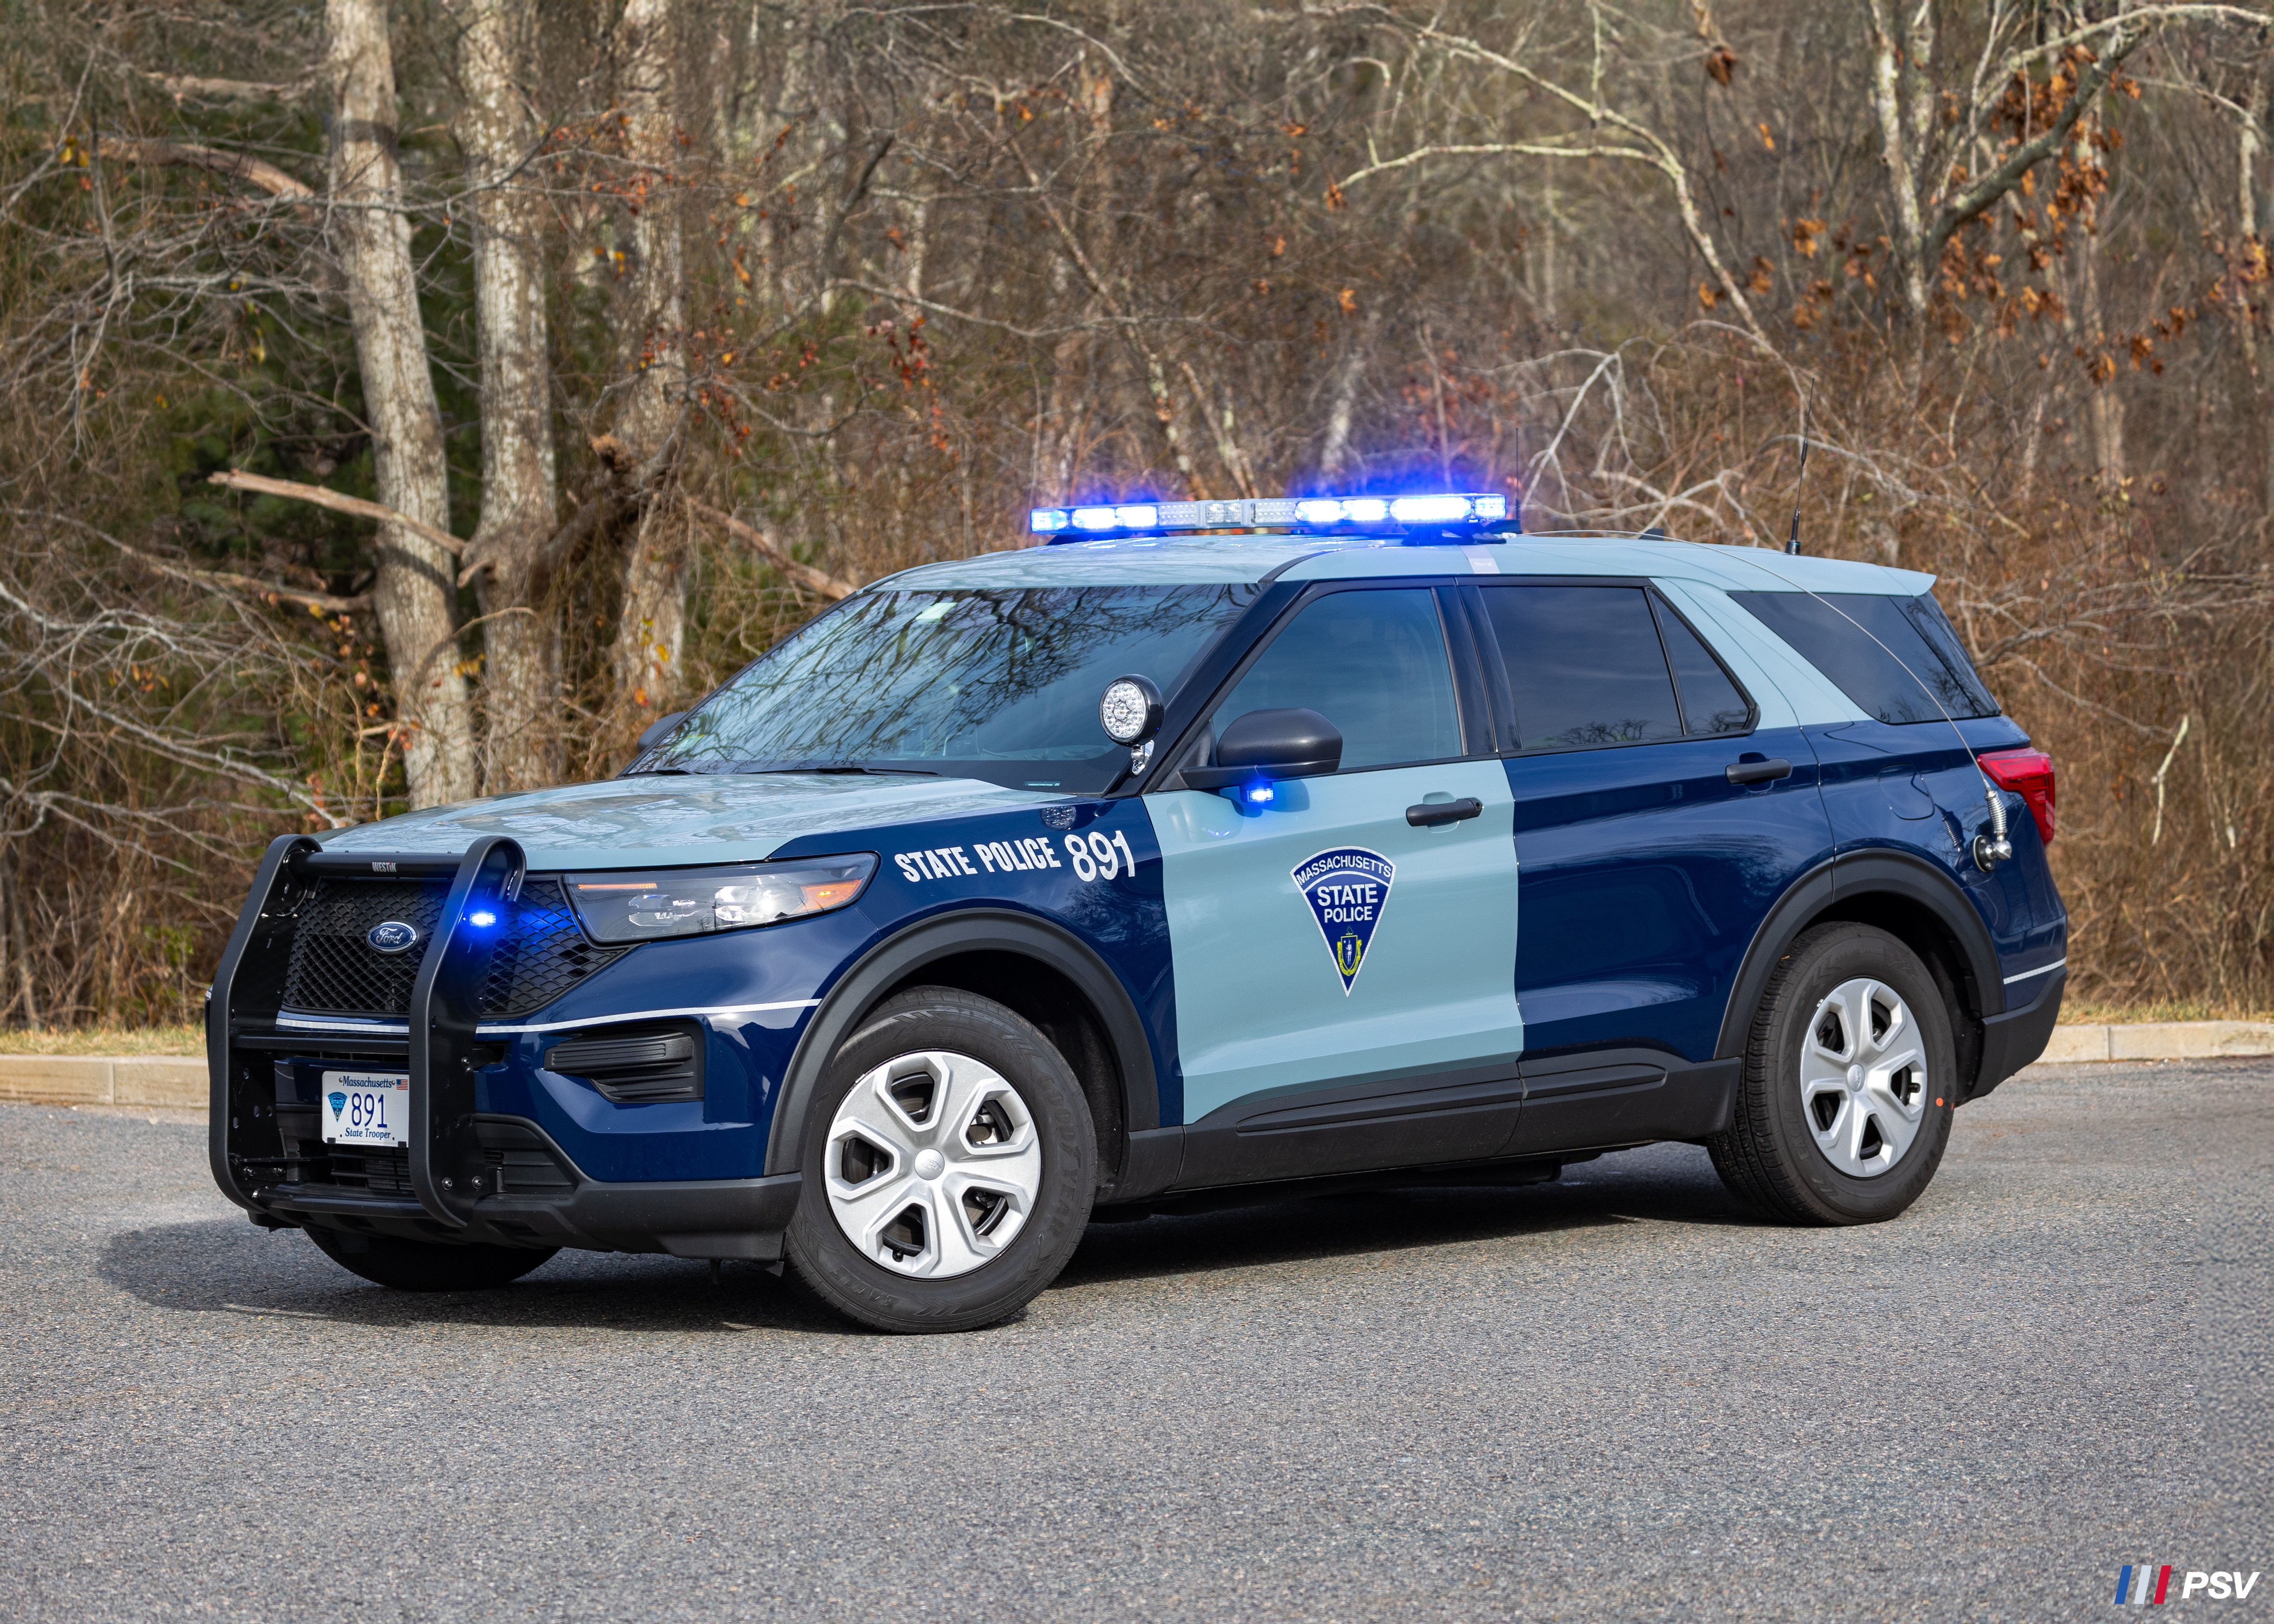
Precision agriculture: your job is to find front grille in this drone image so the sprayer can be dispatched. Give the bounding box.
[297,1127,577,1197]
[284,879,443,1019]
[476,882,624,1018]
[280,877,627,1021]
[327,1146,414,1195]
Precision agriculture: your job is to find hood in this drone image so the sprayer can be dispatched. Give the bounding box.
[318,772,1054,871]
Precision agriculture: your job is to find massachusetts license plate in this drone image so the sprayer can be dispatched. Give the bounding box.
[321,1071,411,1147]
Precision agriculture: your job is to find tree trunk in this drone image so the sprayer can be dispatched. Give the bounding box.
[607,0,691,714]
[2238,65,2272,518]
[451,0,561,793]
[2067,242,2127,481]
[326,0,477,807]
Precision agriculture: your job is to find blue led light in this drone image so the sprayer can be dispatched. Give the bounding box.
[1244,783,1275,805]
[1030,508,1068,533]
[1342,497,1389,522]
[1071,505,1120,530]
[1472,493,1507,519]
[467,909,498,928]
[1390,494,1471,524]
[1295,498,1345,525]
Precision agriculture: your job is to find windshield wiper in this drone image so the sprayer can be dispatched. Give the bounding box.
[732,761,942,777]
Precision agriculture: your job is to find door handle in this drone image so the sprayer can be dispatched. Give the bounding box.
[1725,757,1794,785]
[1406,797,1483,827]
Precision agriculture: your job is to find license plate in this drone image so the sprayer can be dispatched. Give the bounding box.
[321,1071,411,1147]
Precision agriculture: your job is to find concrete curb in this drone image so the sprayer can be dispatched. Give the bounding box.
[2032,1020,2274,1065]
[0,1055,208,1110]
[3,1021,2271,1114]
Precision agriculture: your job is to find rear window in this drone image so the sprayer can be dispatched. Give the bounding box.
[1480,585,1685,750]
[1732,591,1998,725]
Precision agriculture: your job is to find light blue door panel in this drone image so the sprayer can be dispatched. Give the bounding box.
[1149,760,1523,1124]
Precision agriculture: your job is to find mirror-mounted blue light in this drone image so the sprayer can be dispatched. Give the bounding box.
[1243,783,1275,806]
[467,908,499,928]
[1030,491,1514,542]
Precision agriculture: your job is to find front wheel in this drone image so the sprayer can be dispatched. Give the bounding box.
[785,987,1097,1333]
[306,1227,557,1290]
[1707,922,1957,1225]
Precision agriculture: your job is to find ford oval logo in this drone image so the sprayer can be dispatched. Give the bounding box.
[366,920,421,955]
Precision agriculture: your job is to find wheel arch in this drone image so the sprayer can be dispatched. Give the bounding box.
[762,909,1159,1190]
[1716,851,2003,1091]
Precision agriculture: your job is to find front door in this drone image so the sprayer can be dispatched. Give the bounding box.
[1148,585,1526,1185]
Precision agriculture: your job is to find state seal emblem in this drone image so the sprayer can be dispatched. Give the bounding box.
[1292,846,1396,994]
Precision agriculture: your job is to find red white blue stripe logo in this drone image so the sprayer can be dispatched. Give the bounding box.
[2116,1566,2172,1606]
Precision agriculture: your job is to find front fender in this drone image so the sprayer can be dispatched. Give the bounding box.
[759,907,1162,1182]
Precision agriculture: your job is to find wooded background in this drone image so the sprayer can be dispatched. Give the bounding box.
[2,0,2270,1029]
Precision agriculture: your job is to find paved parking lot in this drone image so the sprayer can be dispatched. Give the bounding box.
[1,1059,2265,1622]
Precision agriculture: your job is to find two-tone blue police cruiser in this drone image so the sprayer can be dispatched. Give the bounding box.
[207,490,2066,1332]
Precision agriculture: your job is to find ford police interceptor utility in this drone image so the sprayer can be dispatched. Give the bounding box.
[207,491,2067,1332]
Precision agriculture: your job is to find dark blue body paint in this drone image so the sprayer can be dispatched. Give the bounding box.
[470,797,1173,1179]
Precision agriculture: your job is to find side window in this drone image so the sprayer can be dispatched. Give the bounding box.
[1731,591,1998,725]
[1650,597,1755,737]
[1212,588,1463,771]
[1480,586,1684,751]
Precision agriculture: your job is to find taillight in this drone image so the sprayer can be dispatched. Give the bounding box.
[1980,747,2056,845]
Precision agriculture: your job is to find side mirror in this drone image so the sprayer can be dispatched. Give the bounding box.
[635,710,690,752]
[1183,708,1342,789]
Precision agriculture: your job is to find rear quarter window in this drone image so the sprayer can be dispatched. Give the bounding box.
[1731,591,1998,725]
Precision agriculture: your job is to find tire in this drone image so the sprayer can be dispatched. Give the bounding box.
[784,987,1097,1333]
[307,1227,558,1291]
[1707,922,1958,1225]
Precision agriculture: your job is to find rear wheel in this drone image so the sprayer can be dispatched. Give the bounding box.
[307,1227,557,1290]
[1707,923,1957,1225]
[785,987,1096,1333]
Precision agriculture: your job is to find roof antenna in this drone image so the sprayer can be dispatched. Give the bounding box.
[1785,411,1810,557]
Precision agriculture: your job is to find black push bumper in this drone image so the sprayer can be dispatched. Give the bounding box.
[1967,964,2067,1103]
[208,835,802,1259]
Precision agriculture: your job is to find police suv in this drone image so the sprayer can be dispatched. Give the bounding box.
[208,492,2067,1332]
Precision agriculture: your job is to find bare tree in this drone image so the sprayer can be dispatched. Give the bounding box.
[451,0,562,792]
[325,0,476,805]
[606,0,693,712]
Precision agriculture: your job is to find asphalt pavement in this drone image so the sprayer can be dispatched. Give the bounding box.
[1,1059,2265,1622]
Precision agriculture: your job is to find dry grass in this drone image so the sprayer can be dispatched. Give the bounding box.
[2057,1001,2274,1027]
[0,1023,203,1056]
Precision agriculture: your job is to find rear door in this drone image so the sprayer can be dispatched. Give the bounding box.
[1149,584,1525,1184]
[1473,581,1834,1150]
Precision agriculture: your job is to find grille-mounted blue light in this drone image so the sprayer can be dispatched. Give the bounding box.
[1029,491,1513,543]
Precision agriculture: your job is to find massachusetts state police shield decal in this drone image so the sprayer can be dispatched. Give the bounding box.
[1293,847,1396,995]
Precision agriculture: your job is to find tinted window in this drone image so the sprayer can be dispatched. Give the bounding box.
[1213,588,1461,771]
[1481,586,1684,751]
[1650,598,1754,736]
[647,584,1256,792]
[1732,591,1998,724]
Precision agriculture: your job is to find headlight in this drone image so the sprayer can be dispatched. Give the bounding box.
[564,855,877,943]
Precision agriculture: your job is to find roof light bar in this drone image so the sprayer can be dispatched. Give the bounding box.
[1029,491,1512,541]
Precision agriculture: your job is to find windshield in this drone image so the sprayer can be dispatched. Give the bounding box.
[644,583,1259,792]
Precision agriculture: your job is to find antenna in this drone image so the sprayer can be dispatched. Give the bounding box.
[1785,419,1810,556]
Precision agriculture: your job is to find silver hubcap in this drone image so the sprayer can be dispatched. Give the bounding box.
[824,1051,1043,1277]
[1799,978,1928,1178]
